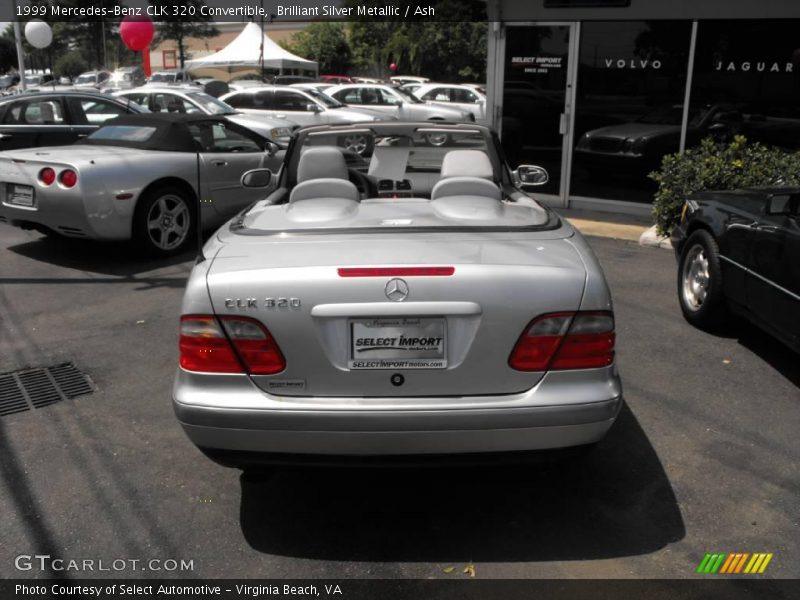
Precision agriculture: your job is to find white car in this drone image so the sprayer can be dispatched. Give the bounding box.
[290,82,335,94]
[220,86,388,155]
[412,83,487,122]
[114,87,296,144]
[326,84,473,124]
[390,76,430,85]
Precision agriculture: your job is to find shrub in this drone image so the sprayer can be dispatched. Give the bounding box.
[649,136,800,237]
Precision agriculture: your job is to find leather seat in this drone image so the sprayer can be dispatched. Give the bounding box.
[289,146,359,203]
[431,149,500,201]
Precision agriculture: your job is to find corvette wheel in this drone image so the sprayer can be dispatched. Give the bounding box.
[677,229,728,329]
[134,187,193,255]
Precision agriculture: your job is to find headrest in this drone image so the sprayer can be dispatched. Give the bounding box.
[297,146,348,182]
[440,150,493,180]
[289,178,359,204]
[431,176,501,201]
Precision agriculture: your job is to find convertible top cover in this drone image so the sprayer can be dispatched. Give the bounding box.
[80,113,228,152]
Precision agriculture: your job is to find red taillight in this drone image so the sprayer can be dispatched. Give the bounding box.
[59,169,78,188]
[179,315,285,375]
[338,266,455,277]
[39,167,55,186]
[509,311,615,371]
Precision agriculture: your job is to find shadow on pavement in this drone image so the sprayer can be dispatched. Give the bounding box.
[700,318,800,389]
[735,323,800,388]
[5,234,196,279]
[239,403,685,562]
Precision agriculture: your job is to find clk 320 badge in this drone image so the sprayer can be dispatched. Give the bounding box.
[224,298,301,309]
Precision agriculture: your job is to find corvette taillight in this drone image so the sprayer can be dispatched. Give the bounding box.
[59,169,78,188]
[509,311,615,371]
[39,167,56,186]
[179,315,285,375]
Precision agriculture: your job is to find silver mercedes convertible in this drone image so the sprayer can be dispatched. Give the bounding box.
[173,122,622,467]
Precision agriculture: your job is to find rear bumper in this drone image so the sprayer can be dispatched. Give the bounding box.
[173,367,623,458]
[0,196,119,240]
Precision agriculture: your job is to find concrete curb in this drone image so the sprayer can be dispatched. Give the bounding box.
[564,218,647,243]
[639,225,673,249]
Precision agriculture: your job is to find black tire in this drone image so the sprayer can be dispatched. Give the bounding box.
[425,131,450,147]
[132,185,194,256]
[677,229,729,329]
[338,133,373,157]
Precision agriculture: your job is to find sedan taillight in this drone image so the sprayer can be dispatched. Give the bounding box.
[179,315,285,375]
[509,311,615,371]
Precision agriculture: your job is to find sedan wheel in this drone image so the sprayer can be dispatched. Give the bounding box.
[681,244,709,311]
[339,133,372,156]
[677,229,728,329]
[425,132,449,147]
[134,186,194,256]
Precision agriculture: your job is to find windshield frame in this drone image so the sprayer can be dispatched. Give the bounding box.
[302,88,344,108]
[185,91,236,115]
[391,86,424,104]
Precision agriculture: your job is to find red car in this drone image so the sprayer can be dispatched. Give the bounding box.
[319,75,354,84]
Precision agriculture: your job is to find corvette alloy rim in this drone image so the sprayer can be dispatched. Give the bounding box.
[682,244,710,310]
[147,194,190,251]
[343,134,368,155]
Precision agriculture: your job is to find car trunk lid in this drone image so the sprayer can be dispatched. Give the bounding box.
[206,232,587,397]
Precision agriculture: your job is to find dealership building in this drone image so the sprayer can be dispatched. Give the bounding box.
[484,0,800,214]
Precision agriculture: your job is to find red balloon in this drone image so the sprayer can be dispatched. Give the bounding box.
[120,16,154,52]
[389,63,398,72]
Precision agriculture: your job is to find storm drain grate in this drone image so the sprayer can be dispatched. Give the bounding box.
[0,363,94,416]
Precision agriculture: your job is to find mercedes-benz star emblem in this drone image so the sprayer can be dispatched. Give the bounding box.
[385,278,409,302]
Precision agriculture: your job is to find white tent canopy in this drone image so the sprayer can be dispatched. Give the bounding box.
[185,22,318,74]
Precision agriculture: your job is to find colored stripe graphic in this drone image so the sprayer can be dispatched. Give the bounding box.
[700,552,773,574]
[734,553,749,573]
[758,554,773,574]
[718,554,735,574]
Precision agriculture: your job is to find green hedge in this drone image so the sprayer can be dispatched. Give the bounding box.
[649,136,800,237]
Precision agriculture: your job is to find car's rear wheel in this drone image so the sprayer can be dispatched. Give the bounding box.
[678,229,728,329]
[133,185,194,256]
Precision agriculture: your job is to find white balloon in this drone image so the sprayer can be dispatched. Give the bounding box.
[25,20,53,49]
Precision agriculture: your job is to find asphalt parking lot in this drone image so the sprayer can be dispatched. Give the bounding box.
[0,222,798,579]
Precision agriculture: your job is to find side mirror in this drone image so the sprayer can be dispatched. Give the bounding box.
[306,103,321,113]
[241,168,274,188]
[514,165,549,187]
[264,141,280,157]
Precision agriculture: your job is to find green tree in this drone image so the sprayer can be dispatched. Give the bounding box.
[282,22,351,74]
[148,0,219,69]
[346,0,487,81]
[54,50,90,79]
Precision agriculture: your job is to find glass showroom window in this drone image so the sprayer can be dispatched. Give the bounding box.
[571,21,693,203]
[689,20,800,152]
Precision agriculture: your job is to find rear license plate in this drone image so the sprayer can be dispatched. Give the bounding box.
[349,317,446,369]
[8,184,34,207]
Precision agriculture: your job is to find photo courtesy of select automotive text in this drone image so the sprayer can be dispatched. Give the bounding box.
[0,0,798,598]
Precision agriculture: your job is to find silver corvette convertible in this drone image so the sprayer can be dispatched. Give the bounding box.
[173,122,622,467]
[0,113,283,254]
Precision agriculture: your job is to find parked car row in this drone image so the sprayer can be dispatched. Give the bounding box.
[0,76,481,252]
